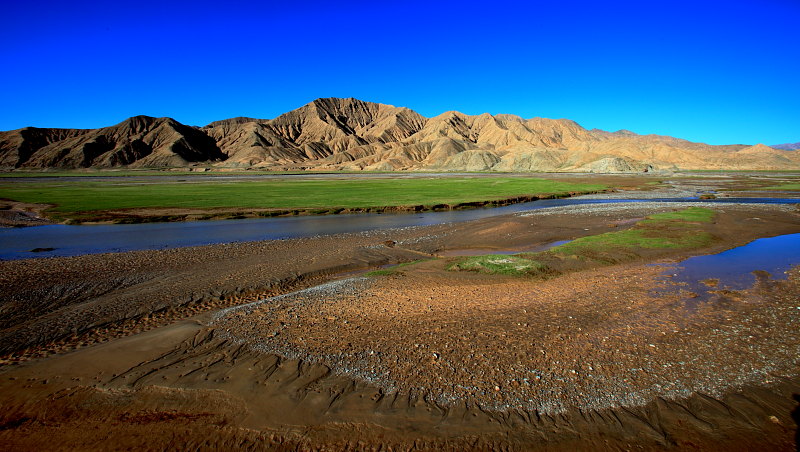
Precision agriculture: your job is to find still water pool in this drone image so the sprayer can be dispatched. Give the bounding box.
[664,232,800,299]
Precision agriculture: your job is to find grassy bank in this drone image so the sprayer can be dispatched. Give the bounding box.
[757,183,800,190]
[0,177,606,222]
[449,207,716,276]
[550,207,714,256]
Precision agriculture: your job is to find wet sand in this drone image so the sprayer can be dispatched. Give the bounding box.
[1,179,800,450]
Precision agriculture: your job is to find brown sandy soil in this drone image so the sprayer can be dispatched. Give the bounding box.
[5,199,796,362]
[1,320,798,451]
[0,200,52,227]
[0,227,441,361]
[1,200,800,450]
[213,264,800,414]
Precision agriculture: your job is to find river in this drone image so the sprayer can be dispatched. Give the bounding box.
[1,197,798,260]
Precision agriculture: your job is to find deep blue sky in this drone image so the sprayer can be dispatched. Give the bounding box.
[3,0,798,145]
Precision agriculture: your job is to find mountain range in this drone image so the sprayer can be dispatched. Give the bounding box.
[2,98,798,172]
[770,142,800,151]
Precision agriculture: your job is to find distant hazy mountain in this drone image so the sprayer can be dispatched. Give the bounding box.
[3,98,799,172]
[770,142,800,151]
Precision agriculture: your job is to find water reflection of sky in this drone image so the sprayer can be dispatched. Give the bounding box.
[663,232,800,300]
[1,197,799,260]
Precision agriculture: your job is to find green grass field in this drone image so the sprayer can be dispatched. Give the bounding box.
[0,177,606,219]
[756,183,800,190]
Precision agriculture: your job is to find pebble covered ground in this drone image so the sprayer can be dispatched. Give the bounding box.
[214,255,800,414]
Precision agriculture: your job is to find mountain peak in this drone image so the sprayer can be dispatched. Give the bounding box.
[204,117,265,128]
[3,99,799,172]
[114,115,176,132]
[746,143,776,151]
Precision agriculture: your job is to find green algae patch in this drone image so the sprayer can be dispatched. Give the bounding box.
[448,255,548,276]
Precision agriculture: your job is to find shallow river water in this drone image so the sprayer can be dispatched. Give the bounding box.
[665,232,800,300]
[0,197,798,260]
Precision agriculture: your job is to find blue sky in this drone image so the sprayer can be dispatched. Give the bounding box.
[3,0,798,145]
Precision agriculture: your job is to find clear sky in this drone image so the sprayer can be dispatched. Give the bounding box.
[2,0,798,145]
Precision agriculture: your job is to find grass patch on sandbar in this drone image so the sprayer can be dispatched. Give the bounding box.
[449,207,717,277]
[551,207,715,256]
[640,206,715,223]
[755,183,800,191]
[447,255,548,276]
[550,228,713,255]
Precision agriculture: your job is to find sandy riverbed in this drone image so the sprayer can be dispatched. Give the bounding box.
[1,182,800,450]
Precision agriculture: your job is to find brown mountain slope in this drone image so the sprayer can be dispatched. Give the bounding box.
[203,98,799,171]
[203,98,428,168]
[0,127,91,168]
[3,116,224,169]
[2,98,798,171]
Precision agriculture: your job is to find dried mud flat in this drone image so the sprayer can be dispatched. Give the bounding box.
[1,186,800,450]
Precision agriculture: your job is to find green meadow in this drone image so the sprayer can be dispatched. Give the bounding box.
[757,183,800,190]
[0,177,606,220]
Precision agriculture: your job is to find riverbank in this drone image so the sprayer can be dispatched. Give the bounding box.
[2,200,798,360]
[1,189,799,450]
[38,190,611,225]
[0,175,610,225]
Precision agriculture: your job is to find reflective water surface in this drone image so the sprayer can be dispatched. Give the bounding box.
[665,232,800,300]
[1,197,798,260]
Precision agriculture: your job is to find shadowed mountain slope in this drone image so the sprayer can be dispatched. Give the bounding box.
[3,98,798,171]
[1,116,224,169]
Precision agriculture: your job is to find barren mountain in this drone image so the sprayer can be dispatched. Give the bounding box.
[3,98,799,172]
[1,116,224,169]
[771,142,800,151]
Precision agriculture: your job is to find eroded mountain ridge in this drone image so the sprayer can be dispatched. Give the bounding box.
[2,97,797,171]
